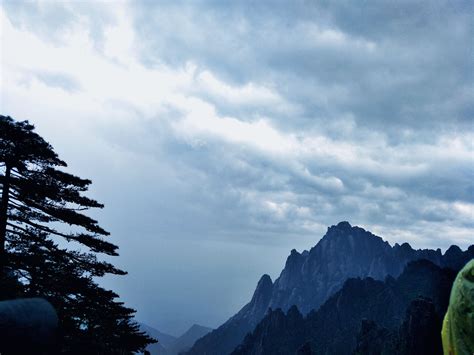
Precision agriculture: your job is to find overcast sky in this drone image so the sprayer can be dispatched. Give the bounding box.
[1,0,472,335]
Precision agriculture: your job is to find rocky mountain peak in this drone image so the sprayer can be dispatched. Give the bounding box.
[316,222,389,255]
[284,249,306,270]
[246,274,274,320]
[186,222,473,355]
[322,221,353,240]
[335,220,352,229]
[445,244,462,256]
[254,274,273,296]
[286,305,303,323]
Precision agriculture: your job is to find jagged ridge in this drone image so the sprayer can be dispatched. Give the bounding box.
[187,222,473,355]
[232,259,456,354]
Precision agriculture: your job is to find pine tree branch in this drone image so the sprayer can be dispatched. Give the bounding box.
[7,220,72,240]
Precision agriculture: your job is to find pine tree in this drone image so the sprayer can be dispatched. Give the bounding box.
[0,115,156,353]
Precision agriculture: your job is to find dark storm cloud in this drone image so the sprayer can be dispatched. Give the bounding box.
[131,0,473,135]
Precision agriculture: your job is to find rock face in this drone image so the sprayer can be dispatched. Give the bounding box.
[353,297,443,355]
[397,297,443,355]
[232,260,456,355]
[187,222,473,355]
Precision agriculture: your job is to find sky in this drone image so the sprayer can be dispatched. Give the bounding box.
[0,0,473,335]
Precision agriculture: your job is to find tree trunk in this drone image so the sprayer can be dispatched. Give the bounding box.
[0,164,11,276]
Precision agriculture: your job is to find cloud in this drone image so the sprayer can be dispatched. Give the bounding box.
[130,0,473,135]
[31,71,82,92]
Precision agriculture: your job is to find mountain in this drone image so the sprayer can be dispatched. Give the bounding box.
[140,323,177,355]
[167,324,213,354]
[143,323,212,355]
[140,323,177,348]
[353,297,443,355]
[232,260,456,354]
[139,323,176,355]
[187,221,474,355]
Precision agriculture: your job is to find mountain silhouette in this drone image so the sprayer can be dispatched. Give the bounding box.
[187,222,473,355]
[232,260,455,354]
[143,323,212,355]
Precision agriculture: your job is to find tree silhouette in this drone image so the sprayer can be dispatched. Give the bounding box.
[0,115,155,353]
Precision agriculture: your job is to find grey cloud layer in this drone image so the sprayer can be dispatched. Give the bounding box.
[131,0,472,134]
[4,0,471,244]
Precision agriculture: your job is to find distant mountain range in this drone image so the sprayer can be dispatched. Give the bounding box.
[232,259,455,354]
[140,323,212,355]
[186,221,473,355]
